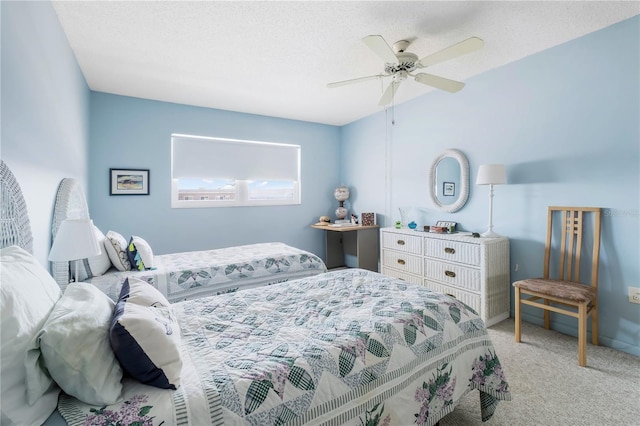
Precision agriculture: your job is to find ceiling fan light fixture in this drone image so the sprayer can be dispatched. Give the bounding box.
[328,34,483,104]
[392,40,411,53]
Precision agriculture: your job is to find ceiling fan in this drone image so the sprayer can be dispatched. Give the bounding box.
[327,35,484,106]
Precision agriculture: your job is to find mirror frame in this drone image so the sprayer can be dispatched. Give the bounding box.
[428,149,470,213]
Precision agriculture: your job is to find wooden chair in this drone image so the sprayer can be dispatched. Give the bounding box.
[513,206,601,367]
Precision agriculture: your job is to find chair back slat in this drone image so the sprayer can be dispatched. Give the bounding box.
[565,209,583,282]
[558,210,569,280]
[591,210,602,289]
[543,208,553,278]
[546,206,601,289]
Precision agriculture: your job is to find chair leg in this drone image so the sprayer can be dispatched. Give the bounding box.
[591,301,599,346]
[514,287,521,343]
[543,299,550,330]
[578,303,587,367]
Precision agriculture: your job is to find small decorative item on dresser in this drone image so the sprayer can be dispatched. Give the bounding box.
[361,212,375,226]
[435,221,457,230]
[395,221,402,229]
[408,221,417,229]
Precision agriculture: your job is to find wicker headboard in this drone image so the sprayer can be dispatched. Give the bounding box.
[0,160,33,252]
[52,178,90,286]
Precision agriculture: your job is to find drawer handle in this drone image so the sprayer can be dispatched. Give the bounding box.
[397,239,405,246]
[445,270,456,278]
[444,247,455,254]
[397,259,406,265]
[446,293,457,299]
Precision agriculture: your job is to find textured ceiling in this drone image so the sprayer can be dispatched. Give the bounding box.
[51,1,639,126]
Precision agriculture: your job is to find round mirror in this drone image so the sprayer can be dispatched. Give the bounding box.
[428,149,469,213]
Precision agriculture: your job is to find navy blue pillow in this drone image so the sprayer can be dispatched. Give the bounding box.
[109,278,182,389]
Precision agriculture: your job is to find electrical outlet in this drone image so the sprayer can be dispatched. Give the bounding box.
[629,287,640,304]
[514,263,519,272]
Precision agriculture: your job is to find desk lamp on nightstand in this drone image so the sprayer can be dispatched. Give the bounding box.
[49,219,102,283]
[334,185,350,222]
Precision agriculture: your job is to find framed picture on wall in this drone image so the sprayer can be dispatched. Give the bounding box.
[443,182,455,196]
[435,221,457,228]
[110,168,150,195]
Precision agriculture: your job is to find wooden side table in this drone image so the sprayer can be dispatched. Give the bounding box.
[311,224,380,271]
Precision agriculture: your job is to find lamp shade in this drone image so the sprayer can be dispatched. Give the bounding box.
[48,219,101,262]
[476,164,507,185]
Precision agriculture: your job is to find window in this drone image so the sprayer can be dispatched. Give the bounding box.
[171,134,301,208]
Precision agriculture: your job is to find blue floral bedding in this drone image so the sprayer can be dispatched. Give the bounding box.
[58,269,510,425]
[84,242,327,303]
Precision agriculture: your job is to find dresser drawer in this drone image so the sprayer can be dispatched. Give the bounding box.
[424,259,481,292]
[382,250,422,275]
[382,232,423,255]
[381,267,422,285]
[424,280,481,314]
[425,238,480,266]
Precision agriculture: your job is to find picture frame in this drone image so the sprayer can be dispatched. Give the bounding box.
[435,221,457,229]
[361,212,375,226]
[443,182,455,196]
[110,168,150,195]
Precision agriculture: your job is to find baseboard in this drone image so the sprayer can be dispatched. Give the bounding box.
[517,311,639,357]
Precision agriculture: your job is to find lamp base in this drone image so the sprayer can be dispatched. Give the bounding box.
[481,229,502,238]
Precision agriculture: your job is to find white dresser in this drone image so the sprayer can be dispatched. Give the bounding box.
[380,227,510,327]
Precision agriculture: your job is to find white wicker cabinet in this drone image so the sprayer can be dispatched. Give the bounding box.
[380,227,510,327]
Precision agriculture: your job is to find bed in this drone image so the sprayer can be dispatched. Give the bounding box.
[0,160,511,426]
[51,178,327,301]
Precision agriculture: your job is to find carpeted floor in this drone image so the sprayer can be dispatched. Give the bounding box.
[440,319,640,426]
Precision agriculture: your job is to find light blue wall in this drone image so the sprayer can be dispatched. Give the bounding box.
[2,0,637,356]
[341,16,640,355]
[0,1,90,266]
[88,93,340,257]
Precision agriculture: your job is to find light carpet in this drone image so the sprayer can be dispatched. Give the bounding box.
[440,319,640,426]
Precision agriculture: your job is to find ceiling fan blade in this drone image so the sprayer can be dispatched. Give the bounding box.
[327,74,385,88]
[414,73,465,93]
[362,35,398,64]
[378,81,400,106]
[417,37,484,68]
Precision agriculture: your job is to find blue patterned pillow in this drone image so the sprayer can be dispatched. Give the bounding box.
[109,278,182,389]
[126,236,154,271]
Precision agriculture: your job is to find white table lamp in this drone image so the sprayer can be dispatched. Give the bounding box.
[476,164,507,238]
[49,219,102,282]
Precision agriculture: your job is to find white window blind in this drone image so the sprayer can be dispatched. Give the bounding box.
[172,134,300,181]
[171,133,301,208]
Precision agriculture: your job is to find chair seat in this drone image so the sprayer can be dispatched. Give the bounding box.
[513,278,596,304]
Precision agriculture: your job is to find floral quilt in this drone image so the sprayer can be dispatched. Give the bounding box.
[84,242,327,303]
[59,269,510,426]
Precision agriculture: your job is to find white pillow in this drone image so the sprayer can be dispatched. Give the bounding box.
[110,278,182,389]
[104,230,131,271]
[25,283,123,406]
[127,235,155,270]
[73,225,112,281]
[121,277,170,307]
[0,246,61,426]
